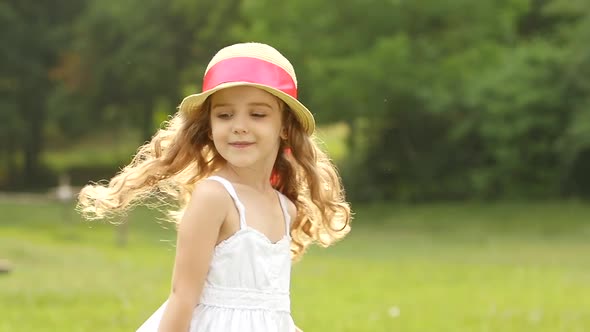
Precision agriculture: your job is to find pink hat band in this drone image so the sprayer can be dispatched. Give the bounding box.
[202,57,298,99]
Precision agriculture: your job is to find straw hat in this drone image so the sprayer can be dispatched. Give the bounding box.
[179,42,315,135]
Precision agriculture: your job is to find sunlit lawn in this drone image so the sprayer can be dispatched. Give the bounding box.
[1,200,589,332]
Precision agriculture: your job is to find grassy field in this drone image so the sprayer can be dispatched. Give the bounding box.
[1,199,589,332]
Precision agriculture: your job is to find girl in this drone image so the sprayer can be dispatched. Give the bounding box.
[78,42,351,332]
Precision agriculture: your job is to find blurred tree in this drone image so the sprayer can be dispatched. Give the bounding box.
[70,0,241,141]
[3,0,589,200]
[0,0,88,188]
[235,0,590,201]
[549,0,590,197]
[236,0,525,200]
[0,0,242,189]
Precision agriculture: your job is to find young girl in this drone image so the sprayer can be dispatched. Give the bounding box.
[78,42,351,332]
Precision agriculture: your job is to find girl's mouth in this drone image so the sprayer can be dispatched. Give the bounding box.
[229,142,254,148]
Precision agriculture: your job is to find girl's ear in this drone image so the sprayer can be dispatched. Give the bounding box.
[280,127,288,140]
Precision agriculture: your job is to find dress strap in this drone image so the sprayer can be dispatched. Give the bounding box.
[206,176,247,230]
[276,192,291,237]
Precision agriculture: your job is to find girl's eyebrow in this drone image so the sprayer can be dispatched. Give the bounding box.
[248,102,273,109]
[211,103,231,110]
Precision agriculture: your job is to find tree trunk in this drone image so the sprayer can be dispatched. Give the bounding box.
[21,92,45,188]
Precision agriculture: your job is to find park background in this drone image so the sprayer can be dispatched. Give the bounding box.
[1,0,589,331]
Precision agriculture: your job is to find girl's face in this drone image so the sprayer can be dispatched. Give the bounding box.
[210,86,285,170]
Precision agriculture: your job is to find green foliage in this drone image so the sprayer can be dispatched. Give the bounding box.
[0,0,89,188]
[2,0,590,201]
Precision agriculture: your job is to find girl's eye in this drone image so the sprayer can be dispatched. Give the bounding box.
[217,113,232,119]
[252,113,267,118]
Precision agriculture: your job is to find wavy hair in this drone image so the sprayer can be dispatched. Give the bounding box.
[77,97,351,260]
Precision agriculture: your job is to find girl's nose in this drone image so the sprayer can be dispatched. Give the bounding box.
[231,116,248,134]
[232,126,247,134]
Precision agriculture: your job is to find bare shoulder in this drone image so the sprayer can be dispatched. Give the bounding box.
[189,179,231,206]
[180,179,231,230]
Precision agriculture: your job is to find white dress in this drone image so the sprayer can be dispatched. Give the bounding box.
[136,176,296,332]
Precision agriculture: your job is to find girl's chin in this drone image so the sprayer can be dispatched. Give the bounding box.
[220,156,259,168]
[220,156,279,170]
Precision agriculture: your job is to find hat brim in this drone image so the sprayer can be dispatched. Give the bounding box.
[179,82,315,136]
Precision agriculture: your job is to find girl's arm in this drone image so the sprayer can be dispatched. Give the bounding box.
[157,181,229,332]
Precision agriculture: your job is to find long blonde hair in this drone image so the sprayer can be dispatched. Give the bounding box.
[77,98,351,260]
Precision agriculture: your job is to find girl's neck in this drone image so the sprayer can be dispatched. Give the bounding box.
[217,164,274,193]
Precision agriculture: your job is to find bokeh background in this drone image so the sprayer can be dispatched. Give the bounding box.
[1,0,589,331]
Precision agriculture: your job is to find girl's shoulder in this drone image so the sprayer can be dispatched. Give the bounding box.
[176,178,233,234]
[186,178,233,213]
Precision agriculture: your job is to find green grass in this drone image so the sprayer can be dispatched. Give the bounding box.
[1,200,589,331]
